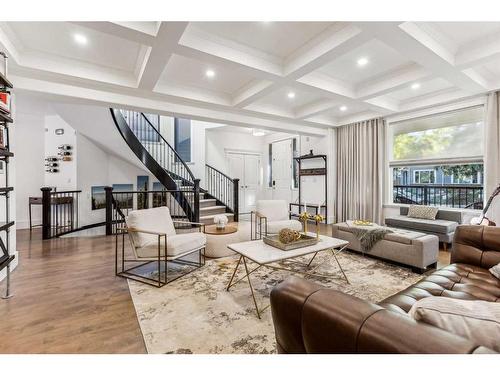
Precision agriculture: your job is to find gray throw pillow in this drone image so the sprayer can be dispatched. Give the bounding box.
[490,263,500,279]
[407,205,439,220]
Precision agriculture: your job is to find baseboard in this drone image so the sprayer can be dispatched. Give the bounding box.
[16,220,41,230]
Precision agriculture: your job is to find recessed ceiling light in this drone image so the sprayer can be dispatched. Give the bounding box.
[340,105,347,112]
[73,34,88,45]
[411,82,421,90]
[252,129,266,137]
[357,57,369,67]
[287,91,296,99]
[205,69,215,78]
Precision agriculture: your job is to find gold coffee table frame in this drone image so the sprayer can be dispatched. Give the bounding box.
[226,235,349,319]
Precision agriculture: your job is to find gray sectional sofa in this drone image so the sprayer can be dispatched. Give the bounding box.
[385,207,466,249]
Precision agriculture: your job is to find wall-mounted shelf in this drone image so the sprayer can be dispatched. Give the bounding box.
[299,168,326,176]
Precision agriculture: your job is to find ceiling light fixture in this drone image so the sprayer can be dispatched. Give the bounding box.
[205,69,215,78]
[340,105,347,112]
[357,57,369,67]
[287,91,296,99]
[73,33,88,45]
[252,129,266,137]
[411,82,421,90]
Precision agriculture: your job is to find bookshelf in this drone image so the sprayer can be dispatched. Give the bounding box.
[0,51,14,299]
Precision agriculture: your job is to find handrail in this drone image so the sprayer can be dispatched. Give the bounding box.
[205,164,239,221]
[110,108,197,222]
[139,113,196,184]
[206,163,234,181]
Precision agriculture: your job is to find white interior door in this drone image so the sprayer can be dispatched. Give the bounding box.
[243,154,260,213]
[227,152,260,214]
[271,139,293,201]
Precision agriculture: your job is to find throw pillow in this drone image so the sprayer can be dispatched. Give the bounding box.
[408,296,500,351]
[490,263,500,279]
[407,205,439,220]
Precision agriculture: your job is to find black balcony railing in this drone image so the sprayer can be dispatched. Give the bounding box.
[393,184,483,209]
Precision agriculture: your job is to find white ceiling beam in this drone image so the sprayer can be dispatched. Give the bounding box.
[359,22,486,93]
[70,22,157,45]
[231,80,277,108]
[12,75,328,137]
[136,22,188,90]
[231,24,370,109]
[455,32,500,68]
[364,96,399,113]
[284,23,370,79]
[294,99,338,120]
[398,87,471,112]
[178,26,283,78]
[294,77,394,114]
[356,63,432,100]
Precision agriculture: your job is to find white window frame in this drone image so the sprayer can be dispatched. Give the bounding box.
[384,98,486,207]
[173,118,193,164]
[413,169,435,184]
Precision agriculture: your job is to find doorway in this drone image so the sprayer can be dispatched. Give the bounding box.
[270,138,295,202]
[226,152,261,214]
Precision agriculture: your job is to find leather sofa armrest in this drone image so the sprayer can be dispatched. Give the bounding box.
[451,225,500,268]
[270,276,484,354]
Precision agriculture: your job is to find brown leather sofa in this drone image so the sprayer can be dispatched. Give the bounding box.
[270,225,500,354]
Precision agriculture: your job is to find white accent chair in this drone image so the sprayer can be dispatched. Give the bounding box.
[116,206,206,287]
[251,200,302,239]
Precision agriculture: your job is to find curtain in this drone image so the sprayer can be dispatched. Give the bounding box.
[485,92,500,198]
[335,118,386,224]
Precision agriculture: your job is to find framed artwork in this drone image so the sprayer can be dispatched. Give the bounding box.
[112,184,134,210]
[91,186,106,210]
[137,175,149,210]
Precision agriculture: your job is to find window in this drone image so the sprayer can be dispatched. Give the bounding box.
[413,169,435,184]
[174,118,191,163]
[389,106,485,209]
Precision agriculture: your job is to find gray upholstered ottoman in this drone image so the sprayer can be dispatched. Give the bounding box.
[332,223,439,273]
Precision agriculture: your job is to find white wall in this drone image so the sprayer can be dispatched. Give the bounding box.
[205,128,265,176]
[205,127,333,221]
[44,115,77,191]
[14,111,45,229]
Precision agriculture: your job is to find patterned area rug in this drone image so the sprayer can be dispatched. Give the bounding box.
[127,251,423,354]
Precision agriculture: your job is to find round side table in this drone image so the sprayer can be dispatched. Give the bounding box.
[204,222,251,258]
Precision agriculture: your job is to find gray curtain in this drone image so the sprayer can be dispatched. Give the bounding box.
[485,92,500,198]
[335,118,386,224]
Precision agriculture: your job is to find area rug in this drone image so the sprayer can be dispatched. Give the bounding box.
[127,251,423,354]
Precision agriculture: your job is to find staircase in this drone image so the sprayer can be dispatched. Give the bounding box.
[110,108,238,225]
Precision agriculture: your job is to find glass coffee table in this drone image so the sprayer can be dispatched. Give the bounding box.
[226,233,349,318]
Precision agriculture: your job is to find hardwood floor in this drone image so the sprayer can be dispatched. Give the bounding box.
[0,229,146,353]
[0,226,451,354]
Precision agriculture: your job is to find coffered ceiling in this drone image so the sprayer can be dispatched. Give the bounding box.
[1,21,499,134]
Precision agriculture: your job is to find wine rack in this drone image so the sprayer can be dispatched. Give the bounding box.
[0,51,14,299]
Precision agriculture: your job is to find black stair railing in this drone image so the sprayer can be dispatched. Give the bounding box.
[205,164,239,222]
[110,108,199,223]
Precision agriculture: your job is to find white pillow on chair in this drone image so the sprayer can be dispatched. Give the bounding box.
[256,200,288,221]
[125,206,176,248]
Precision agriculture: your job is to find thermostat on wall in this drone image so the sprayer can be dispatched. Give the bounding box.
[55,128,64,135]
